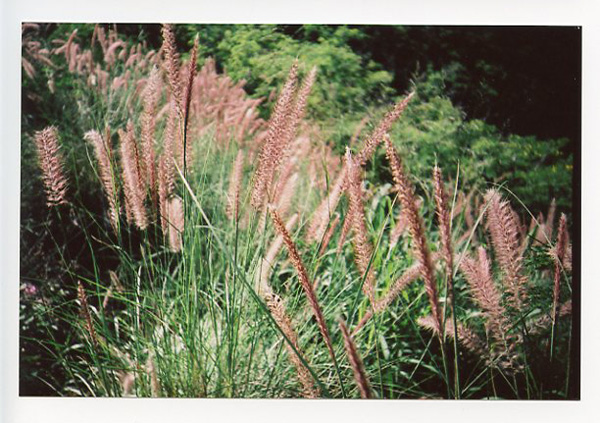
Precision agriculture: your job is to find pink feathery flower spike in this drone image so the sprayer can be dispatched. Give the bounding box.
[34,126,68,207]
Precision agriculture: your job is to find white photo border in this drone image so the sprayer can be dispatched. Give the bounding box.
[2,1,598,422]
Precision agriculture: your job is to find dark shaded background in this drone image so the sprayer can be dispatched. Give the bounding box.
[299,25,581,144]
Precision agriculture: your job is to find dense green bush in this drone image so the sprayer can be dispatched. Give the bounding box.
[377,70,572,214]
[182,24,393,120]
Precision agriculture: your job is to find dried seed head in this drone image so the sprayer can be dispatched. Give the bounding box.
[226,150,245,220]
[384,135,440,334]
[166,195,184,252]
[459,247,508,343]
[484,189,527,312]
[307,168,347,243]
[264,292,319,398]
[308,93,413,243]
[318,214,340,256]
[161,24,183,119]
[345,148,376,304]
[433,165,454,307]
[552,213,568,324]
[269,207,336,365]
[251,62,299,208]
[119,122,148,229]
[353,262,423,336]
[339,319,372,399]
[34,126,68,207]
[355,92,414,166]
[418,315,486,358]
[141,66,161,201]
[77,281,98,349]
[85,129,119,232]
[183,35,199,126]
[256,214,299,296]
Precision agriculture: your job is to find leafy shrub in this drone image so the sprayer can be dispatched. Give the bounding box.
[191,25,394,120]
[380,71,572,214]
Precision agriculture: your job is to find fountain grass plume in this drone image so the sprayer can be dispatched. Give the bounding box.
[34,126,68,207]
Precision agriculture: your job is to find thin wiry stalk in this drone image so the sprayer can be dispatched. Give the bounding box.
[339,319,372,399]
[34,126,68,207]
[146,352,161,397]
[103,270,124,309]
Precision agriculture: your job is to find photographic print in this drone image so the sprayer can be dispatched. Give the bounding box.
[19,23,579,400]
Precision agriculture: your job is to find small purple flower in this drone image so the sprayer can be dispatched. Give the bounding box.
[22,282,38,297]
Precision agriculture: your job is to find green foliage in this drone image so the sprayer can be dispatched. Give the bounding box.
[186,25,393,120]
[299,25,368,46]
[382,70,572,214]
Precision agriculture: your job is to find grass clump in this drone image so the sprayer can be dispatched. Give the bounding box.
[20,23,575,399]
